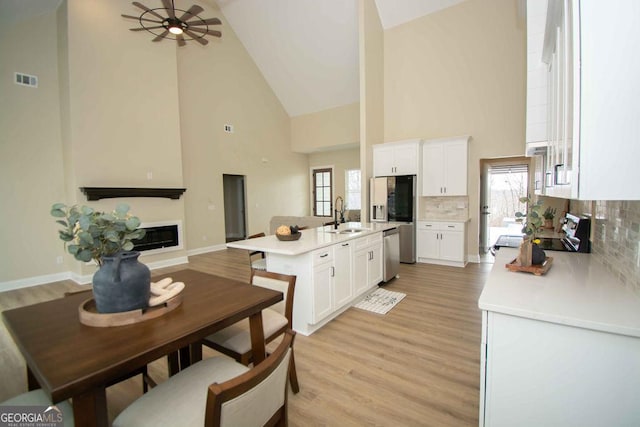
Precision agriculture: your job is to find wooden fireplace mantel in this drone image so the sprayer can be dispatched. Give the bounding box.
[80,187,187,201]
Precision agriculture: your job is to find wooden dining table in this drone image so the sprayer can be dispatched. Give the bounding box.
[2,269,282,427]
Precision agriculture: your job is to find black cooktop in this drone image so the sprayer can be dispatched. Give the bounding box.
[493,235,572,252]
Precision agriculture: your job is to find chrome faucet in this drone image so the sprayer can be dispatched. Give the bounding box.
[334,196,344,229]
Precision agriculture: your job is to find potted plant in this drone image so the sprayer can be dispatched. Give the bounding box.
[514,196,546,266]
[543,206,556,229]
[51,203,150,313]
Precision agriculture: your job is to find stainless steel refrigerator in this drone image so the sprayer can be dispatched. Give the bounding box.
[370,175,416,263]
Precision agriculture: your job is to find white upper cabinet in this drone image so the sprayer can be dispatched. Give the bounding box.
[373,139,420,176]
[526,0,549,147]
[421,136,469,197]
[540,0,640,200]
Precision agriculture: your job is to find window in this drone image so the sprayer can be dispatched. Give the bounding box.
[312,168,332,216]
[345,169,361,210]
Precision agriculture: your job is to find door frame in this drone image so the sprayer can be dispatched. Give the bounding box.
[479,156,531,253]
[223,174,247,243]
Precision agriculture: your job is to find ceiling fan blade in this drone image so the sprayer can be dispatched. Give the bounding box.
[122,14,163,24]
[187,17,221,26]
[152,30,170,42]
[161,0,175,19]
[177,34,186,47]
[187,27,221,38]
[179,5,203,21]
[129,25,165,31]
[132,2,165,21]
[184,29,209,45]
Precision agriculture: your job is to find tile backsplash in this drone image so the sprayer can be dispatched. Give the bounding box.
[571,200,640,292]
[419,196,469,220]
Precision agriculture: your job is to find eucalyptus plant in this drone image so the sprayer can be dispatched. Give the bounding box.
[51,203,146,266]
[515,196,543,238]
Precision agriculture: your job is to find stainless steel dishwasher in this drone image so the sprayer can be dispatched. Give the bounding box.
[383,227,400,282]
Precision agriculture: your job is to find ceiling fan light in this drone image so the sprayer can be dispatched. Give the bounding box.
[169,25,183,35]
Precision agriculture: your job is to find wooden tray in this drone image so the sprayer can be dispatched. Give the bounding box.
[79,294,182,327]
[505,256,553,276]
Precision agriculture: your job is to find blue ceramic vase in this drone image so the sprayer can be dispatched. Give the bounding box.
[92,251,150,313]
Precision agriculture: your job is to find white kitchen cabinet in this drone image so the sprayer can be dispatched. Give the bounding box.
[479,249,640,426]
[353,234,383,295]
[525,0,549,146]
[481,311,640,426]
[311,242,354,324]
[332,242,353,308]
[311,248,333,323]
[421,136,469,196]
[373,140,420,176]
[416,221,467,267]
[532,154,545,195]
[540,0,640,200]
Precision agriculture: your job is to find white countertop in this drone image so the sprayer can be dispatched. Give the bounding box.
[479,248,640,337]
[227,222,394,256]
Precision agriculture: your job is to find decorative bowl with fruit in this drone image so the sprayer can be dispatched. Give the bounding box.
[276,225,301,241]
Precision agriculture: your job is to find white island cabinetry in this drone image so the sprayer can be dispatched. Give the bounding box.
[353,233,383,296]
[479,249,640,426]
[229,224,388,336]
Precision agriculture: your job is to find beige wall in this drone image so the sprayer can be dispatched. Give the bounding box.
[291,103,360,153]
[0,0,309,286]
[0,12,67,282]
[178,2,308,245]
[359,0,385,222]
[384,0,526,257]
[308,148,360,213]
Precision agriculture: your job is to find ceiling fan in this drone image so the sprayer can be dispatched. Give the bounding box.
[122,0,222,46]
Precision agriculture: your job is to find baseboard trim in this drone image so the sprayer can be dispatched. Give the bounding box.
[187,244,227,256]
[467,254,481,263]
[0,272,75,292]
[1,256,191,290]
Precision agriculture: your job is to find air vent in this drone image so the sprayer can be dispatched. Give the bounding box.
[14,72,38,88]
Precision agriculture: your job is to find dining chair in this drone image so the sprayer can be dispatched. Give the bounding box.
[247,232,267,270]
[1,389,75,426]
[113,330,295,427]
[201,269,300,393]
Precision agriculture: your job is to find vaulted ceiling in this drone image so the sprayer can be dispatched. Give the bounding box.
[0,0,468,117]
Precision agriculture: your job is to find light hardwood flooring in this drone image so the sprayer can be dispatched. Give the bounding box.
[0,249,492,426]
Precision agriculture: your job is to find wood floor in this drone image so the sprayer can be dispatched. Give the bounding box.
[0,249,492,426]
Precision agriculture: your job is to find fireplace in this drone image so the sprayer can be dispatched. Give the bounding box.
[132,221,183,254]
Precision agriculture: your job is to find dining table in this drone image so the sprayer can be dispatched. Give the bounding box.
[2,269,282,427]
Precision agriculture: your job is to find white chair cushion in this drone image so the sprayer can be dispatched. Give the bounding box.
[113,356,249,427]
[205,308,288,355]
[1,389,74,427]
[251,258,267,270]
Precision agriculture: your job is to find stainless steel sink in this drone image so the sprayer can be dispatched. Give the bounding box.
[324,228,366,234]
[340,229,362,234]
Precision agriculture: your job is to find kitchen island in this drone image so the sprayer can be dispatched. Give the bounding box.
[228,222,397,335]
[478,248,640,426]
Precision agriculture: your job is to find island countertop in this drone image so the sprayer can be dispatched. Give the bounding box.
[227,222,398,256]
[479,248,640,338]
